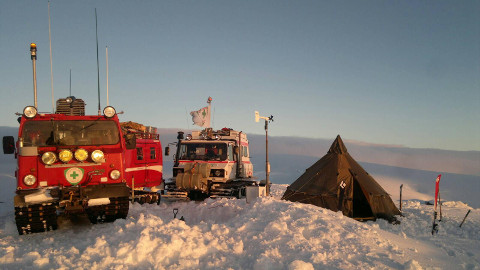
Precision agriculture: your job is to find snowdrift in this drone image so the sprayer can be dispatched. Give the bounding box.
[0,185,478,269]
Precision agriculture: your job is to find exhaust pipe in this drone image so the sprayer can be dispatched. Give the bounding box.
[30,43,38,108]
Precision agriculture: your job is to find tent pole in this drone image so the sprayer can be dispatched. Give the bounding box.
[399,184,403,211]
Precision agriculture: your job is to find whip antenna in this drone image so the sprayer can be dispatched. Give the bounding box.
[48,1,55,112]
[95,8,101,115]
[106,46,109,106]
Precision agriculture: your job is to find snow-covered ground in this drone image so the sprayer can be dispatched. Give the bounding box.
[0,185,478,269]
[0,128,478,269]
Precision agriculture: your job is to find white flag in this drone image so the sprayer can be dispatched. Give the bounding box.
[190,106,210,127]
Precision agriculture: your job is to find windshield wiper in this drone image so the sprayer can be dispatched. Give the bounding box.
[79,118,102,132]
[45,119,58,145]
[45,131,56,145]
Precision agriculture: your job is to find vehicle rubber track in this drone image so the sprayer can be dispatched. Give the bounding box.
[86,197,129,224]
[162,179,190,200]
[162,190,189,201]
[210,180,258,199]
[133,191,161,205]
[15,203,58,235]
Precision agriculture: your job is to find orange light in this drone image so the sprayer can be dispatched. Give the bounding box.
[30,43,36,49]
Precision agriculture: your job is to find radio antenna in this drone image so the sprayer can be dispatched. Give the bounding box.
[106,46,109,106]
[95,8,101,115]
[48,1,55,112]
[185,106,190,129]
[69,68,72,96]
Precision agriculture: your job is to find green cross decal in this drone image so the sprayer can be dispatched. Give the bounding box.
[70,171,79,180]
[64,167,84,185]
[202,108,207,118]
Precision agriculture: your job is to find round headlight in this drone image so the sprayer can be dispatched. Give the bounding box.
[75,148,88,162]
[23,106,38,119]
[91,150,105,163]
[214,170,223,177]
[58,149,73,163]
[23,174,37,186]
[103,106,116,118]
[41,152,57,165]
[110,169,121,180]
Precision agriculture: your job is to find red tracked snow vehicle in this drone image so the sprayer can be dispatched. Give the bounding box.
[2,44,164,235]
[3,99,164,235]
[121,122,164,203]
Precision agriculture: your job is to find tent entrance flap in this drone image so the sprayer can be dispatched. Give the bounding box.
[352,179,374,219]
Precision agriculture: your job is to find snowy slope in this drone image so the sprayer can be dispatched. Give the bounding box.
[0,185,478,269]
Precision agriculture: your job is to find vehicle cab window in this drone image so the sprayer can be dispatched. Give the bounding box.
[136,147,143,160]
[150,147,156,160]
[227,144,234,161]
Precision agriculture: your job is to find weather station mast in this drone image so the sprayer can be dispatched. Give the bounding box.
[255,111,273,195]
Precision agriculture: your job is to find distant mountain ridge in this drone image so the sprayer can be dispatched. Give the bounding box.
[1,126,478,176]
[248,134,480,177]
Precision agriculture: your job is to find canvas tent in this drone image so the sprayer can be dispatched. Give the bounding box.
[282,135,400,221]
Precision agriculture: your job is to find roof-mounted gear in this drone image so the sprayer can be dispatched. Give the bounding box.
[55,96,85,116]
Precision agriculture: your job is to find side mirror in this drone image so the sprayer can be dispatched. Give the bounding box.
[164,146,170,156]
[3,136,15,154]
[124,133,136,150]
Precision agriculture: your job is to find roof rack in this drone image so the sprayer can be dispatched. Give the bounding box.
[120,122,159,140]
[134,132,159,140]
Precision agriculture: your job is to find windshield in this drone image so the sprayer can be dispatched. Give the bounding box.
[21,120,120,146]
[178,143,228,161]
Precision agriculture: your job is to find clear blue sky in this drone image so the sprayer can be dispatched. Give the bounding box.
[1,0,479,151]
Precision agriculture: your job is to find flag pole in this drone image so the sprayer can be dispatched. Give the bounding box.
[207,96,212,128]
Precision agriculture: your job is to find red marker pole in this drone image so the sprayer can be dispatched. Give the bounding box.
[431,174,441,235]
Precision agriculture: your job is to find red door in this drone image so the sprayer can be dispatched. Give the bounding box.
[131,145,147,187]
[145,145,162,186]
